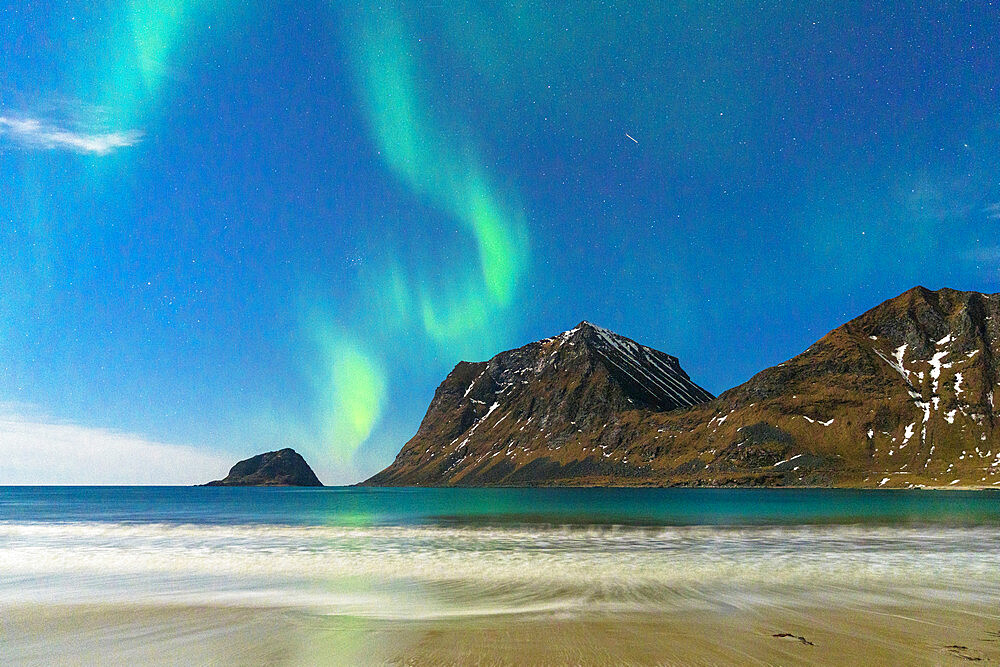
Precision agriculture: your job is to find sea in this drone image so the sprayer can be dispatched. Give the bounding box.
[3,487,1000,664]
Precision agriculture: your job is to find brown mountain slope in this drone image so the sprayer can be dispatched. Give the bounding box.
[364,287,1000,488]
[363,322,713,486]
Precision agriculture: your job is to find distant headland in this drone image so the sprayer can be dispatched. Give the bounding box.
[203,448,323,486]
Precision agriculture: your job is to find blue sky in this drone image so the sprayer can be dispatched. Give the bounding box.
[2,1,999,484]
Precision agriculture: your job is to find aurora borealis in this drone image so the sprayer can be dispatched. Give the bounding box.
[2,2,999,483]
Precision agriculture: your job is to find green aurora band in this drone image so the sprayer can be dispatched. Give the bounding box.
[312,3,530,460]
[324,339,388,461]
[90,1,231,130]
[348,5,529,334]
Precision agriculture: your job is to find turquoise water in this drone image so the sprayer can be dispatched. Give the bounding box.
[3,486,1000,526]
[3,487,1000,618]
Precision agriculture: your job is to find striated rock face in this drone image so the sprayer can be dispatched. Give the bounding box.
[363,321,713,486]
[204,448,323,486]
[365,287,1000,488]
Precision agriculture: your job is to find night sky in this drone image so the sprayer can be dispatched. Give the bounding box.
[2,1,999,484]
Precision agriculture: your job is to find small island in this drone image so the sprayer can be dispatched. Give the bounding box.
[203,448,323,487]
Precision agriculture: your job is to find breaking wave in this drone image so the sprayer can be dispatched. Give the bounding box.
[2,521,998,619]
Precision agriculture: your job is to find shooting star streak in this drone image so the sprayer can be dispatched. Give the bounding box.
[625,132,638,144]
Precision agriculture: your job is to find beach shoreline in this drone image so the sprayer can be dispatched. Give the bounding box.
[4,601,999,665]
[5,487,1000,664]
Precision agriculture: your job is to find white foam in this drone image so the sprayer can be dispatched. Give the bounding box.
[2,522,1000,617]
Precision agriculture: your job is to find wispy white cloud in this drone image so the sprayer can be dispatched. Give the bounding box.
[0,410,230,485]
[0,115,142,155]
[985,203,1000,219]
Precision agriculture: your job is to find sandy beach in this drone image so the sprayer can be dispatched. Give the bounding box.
[4,601,999,665]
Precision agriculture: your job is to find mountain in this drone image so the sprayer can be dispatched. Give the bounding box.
[637,285,999,488]
[363,321,713,486]
[365,287,1000,488]
[203,448,323,486]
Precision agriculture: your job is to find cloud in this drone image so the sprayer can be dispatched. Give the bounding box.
[986,203,1000,219]
[0,115,142,155]
[0,411,231,485]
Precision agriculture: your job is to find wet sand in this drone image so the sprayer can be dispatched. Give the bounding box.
[4,601,999,665]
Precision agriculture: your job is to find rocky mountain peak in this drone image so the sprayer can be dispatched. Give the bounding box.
[363,322,713,486]
[850,286,998,357]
